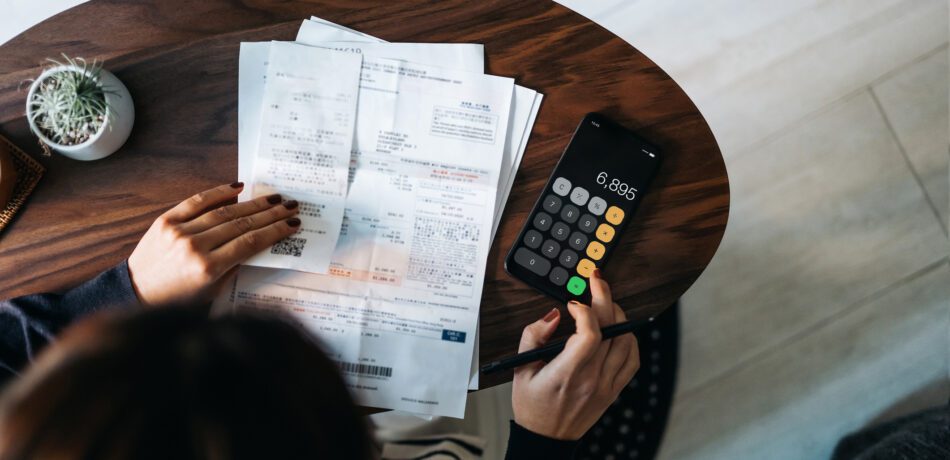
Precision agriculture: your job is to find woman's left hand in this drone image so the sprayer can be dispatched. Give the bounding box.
[127,182,300,307]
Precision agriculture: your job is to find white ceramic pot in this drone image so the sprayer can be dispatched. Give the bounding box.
[25,65,134,161]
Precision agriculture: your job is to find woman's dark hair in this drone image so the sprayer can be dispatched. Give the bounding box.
[0,307,375,459]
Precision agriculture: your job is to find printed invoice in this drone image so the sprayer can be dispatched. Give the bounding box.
[230,54,513,417]
[219,18,543,416]
[230,25,541,391]
[294,21,543,390]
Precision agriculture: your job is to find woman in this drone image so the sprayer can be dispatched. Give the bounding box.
[0,183,640,459]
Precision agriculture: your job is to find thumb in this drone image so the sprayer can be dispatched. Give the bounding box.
[518,308,561,353]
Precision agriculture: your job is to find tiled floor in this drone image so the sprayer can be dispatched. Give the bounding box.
[3,2,948,459]
[873,48,950,228]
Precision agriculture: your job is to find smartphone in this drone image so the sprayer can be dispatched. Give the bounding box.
[504,113,662,303]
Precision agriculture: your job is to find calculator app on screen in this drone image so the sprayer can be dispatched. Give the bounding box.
[504,113,661,303]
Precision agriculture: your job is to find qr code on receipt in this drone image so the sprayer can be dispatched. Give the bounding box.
[270,237,306,257]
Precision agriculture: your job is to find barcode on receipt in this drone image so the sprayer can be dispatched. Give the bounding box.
[335,360,393,378]
[270,237,307,257]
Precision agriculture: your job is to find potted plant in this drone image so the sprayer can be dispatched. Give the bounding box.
[25,55,134,161]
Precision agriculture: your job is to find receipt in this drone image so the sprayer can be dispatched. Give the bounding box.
[243,42,362,273]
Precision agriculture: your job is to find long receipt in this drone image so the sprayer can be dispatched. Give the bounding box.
[244,42,361,273]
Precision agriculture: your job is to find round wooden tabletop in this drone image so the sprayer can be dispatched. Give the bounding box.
[0,0,728,388]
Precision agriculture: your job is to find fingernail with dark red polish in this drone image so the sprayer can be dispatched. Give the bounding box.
[592,268,601,278]
[230,181,244,189]
[567,300,580,306]
[543,308,559,322]
[283,200,299,210]
[266,194,282,204]
[287,217,301,227]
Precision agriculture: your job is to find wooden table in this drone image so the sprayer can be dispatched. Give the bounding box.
[0,0,728,388]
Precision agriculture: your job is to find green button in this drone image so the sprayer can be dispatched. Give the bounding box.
[566,276,586,296]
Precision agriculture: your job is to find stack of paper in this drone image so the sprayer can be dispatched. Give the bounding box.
[214,17,542,418]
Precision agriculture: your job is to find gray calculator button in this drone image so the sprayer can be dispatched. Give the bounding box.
[552,177,572,196]
[550,222,570,241]
[578,214,597,233]
[560,204,580,224]
[542,195,562,213]
[532,212,552,231]
[523,229,543,249]
[514,248,551,276]
[570,187,590,206]
[558,249,579,269]
[549,267,569,286]
[568,232,588,251]
[587,197,608,216]
[540,239,561,259]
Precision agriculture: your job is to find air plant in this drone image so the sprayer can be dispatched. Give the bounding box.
[27,55,116,147]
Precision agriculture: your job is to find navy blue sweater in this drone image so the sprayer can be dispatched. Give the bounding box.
[0,261,138,383]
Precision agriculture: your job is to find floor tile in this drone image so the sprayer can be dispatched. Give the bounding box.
[873,47,949,229]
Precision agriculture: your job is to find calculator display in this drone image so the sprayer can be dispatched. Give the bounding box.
[504,113,661,303]
[558,116,658,208]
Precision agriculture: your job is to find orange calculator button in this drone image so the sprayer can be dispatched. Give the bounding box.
[586,241,606,261]
[605,206,625,225]
[576,258,597,278]
[595,224,615,243]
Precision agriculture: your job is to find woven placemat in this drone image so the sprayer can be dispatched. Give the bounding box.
[0,135,44,233]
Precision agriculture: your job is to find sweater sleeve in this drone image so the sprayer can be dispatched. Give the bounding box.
[505,420,579,460]
[0,260,139,384]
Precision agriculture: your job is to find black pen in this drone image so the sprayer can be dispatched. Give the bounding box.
[480,316,654,375]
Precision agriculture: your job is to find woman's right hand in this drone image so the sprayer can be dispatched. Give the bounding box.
[511,269,640,440]
[127,182,300,307]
